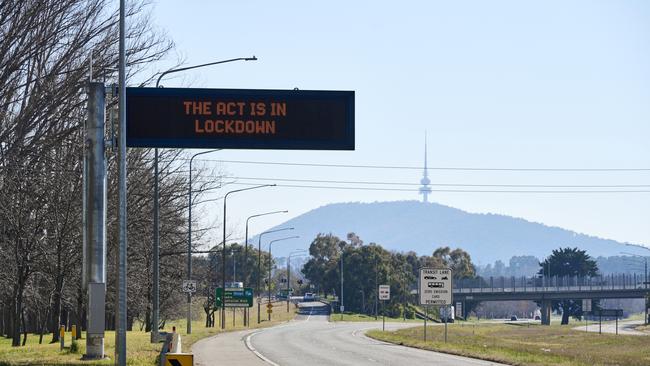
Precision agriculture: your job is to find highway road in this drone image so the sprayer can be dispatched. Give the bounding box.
[194,301,505,366]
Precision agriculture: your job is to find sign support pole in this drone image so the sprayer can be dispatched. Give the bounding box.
[84,82,107,359]
[382,301,385,331]
[152,147,159,343]
[116,0,127,363]
[424,307,427,342]
[444,308,448,343]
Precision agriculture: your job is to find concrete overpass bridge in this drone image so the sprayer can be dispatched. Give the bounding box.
[452,274,649,325]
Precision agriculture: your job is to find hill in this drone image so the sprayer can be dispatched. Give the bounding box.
[258,201,648,264]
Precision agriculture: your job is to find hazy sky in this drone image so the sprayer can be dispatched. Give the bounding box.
[148,0,650,251]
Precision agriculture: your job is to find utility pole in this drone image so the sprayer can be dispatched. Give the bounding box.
[83,82,106,359]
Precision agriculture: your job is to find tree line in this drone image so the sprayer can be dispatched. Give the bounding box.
[0,0,231,347]
[301,233,478,318]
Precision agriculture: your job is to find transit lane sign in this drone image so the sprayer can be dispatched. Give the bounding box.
[419,268,452,306]
[379,285,390,300]
[126,87,354,150]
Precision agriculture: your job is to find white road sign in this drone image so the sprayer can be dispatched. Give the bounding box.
[419,268,452,306]
[582,299,592,312]
[379,285,390,300]
[182,280,197,293]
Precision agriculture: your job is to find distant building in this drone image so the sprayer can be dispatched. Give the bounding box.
[419,133,432,202]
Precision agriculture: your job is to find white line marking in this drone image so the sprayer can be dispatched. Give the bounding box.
[245,331,280,366]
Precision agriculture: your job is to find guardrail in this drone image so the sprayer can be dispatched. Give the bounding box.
[454,273,649,294]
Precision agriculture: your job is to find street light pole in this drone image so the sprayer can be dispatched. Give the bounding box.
[257,228,294,323]
[244,210,287,326]
[186,149,221,335]
[221,184,275,329]
[267,236,300,320]
[340,249,344,320]
[287,250,308,312]
[153,55,256,340]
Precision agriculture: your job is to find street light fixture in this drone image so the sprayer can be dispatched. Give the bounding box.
[267,236,300,320]
[221,184,276,329]
[152,56,257,340]
[257,227,294,323]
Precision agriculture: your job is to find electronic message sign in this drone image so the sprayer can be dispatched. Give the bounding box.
[126,87,354,150]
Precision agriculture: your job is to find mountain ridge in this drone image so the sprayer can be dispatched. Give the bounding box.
[259,200,647,264]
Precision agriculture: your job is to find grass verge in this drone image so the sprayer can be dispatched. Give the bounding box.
[330,312,421,323]
[367,322,650,366]
[0,301,295,366]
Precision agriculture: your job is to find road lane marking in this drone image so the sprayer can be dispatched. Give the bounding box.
[245,331,280,366]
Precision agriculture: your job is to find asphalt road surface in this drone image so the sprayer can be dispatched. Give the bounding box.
[194,301,505,366]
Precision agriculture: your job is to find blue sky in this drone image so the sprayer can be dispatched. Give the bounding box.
[148,0,650,251]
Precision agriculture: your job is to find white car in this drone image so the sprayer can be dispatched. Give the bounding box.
[303,292,315,301]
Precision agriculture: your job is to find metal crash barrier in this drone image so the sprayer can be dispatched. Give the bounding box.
[159,330,194,366]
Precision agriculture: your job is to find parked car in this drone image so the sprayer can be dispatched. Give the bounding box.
[510,315,518,321]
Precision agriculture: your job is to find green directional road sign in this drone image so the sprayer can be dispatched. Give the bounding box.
[215,287,254,308]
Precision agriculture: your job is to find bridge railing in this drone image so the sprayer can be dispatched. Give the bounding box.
[453,273,649,293]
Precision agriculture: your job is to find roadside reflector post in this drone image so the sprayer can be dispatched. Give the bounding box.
[60,325,65,350]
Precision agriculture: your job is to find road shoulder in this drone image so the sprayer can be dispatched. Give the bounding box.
[192,328,268,366]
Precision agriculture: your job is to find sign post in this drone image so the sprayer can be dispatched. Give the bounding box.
[582,299,592,332]
[419,268,453,342]
[379,285,390,331]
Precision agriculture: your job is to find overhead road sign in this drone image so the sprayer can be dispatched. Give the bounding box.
[419,268,452,306]
[126,87,355,150]
[379,285,390,300]
[215,288,254,308]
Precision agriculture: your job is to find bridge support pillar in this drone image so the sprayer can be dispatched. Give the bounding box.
[541,300,552,325]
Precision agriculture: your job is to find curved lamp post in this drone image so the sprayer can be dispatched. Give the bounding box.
[287,250,309,312]
[221,184,275,329]
[267,236,300,320]
[243,210,287,326]
[152,56,256,339]
[186,149,221,335]
[257,227,294,323]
